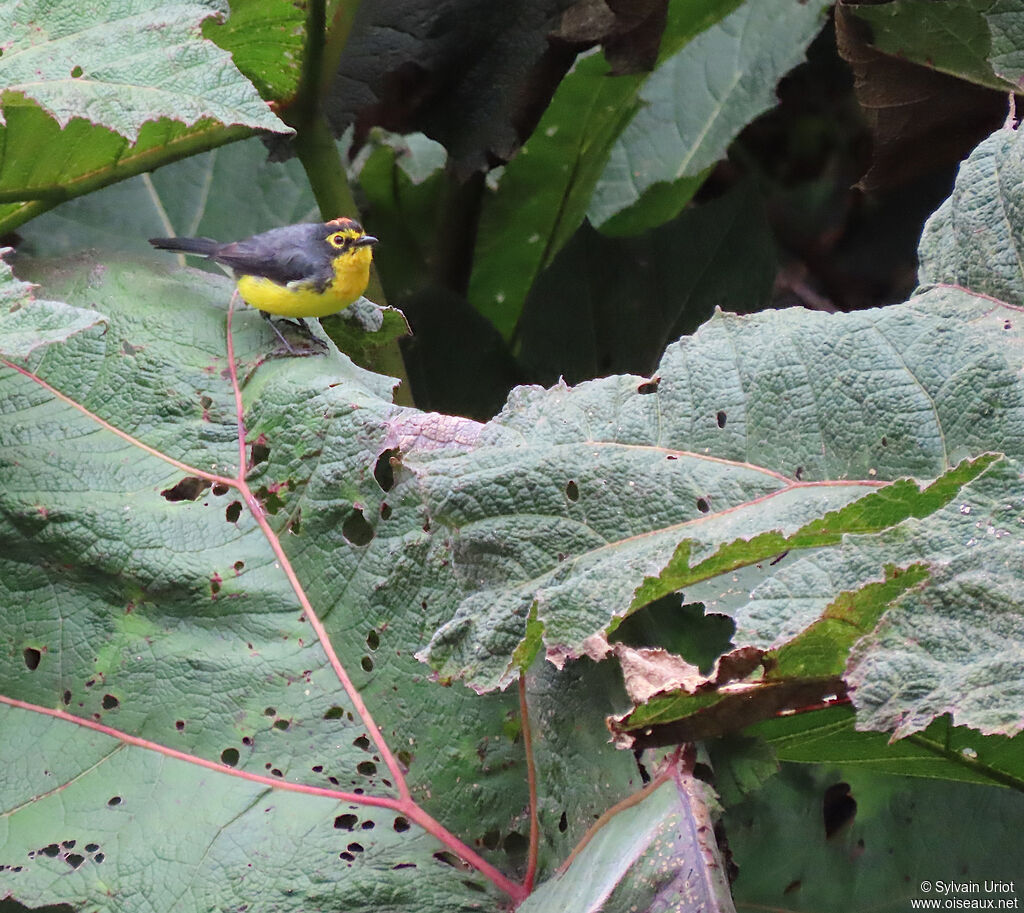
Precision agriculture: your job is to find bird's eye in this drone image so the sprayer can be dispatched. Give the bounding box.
[328,233,348,249]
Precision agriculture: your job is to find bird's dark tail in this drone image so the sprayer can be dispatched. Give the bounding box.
[149,236,220,256]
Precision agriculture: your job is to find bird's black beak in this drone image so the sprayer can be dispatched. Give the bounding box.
[354,235,378,247]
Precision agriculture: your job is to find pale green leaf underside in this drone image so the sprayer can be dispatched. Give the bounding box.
[518,773,734,913]
[588,0,829,232]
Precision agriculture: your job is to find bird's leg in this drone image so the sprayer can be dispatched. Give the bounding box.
[259,312,326,356]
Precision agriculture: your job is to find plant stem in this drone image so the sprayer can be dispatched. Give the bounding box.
[520,676,540,893]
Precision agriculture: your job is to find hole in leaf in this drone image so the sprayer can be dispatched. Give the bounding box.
[342,508,374,546]
[347,842,364,853]
[324,706,344,719]
[161,476,211,502]
[107,796,122,806]
[84,843,99,853]
[482,830,500,849]
[823,782,856,838]
[396,749,413,768]
[210,574,222,596]
[366,630,380,650]
[250,441,270,468]
[242,736,252,746]
[270,768,283,777]
[62,689,71,705]
[334,814,358,831]
[433,851,462,868]
[353,735,371,751]
[696,497,710,513]
[101,694,119,710]
[94,853,105,864]
[41,844,60,857]
[225,501,242,523]
[558,811,568,833]
[565,480,579,502]
[380,502,392,520]
[273,719,290,731]
[23,647,41,670]
[881,436,888,447]
[71,65,83,78]
[233,560,244,573]
[637,377,660,394]
[199,394,213,410]
[374,448,398,491]
[211,481,228,495]
[504,832,529,856]
[361,656,374,672]
[795,465,804,480]
[175,720,185,731]
[1005,320,1013,330]
[393,863,416,870]
[312,764,323,773]
[716,410,727,428]
[65,853,85,869]
[357,760,377,776]
[393,816,410,833]
[264,707,276,716]
[339,851,355,862]
[220,748,239,767]
[361,820,375,830]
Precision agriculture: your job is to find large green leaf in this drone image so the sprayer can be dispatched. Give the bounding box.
[0,0,291,234]
[467,0,741,339]
[726,763,1024,912]
[589,0,830,235]
[843,0,1024,93]
[0,0,286,138]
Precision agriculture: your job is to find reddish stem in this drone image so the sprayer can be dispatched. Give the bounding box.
[519,676,540,893]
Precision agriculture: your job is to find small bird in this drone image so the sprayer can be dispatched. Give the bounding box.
[150,218,378,348]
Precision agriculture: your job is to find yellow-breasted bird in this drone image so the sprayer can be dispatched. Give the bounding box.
[150,218,377,347]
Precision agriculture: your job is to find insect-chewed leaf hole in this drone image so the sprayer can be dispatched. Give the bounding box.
[360,655,374,672]
[107,796,122,807]
[249,441,270,467]
[161,476,211,502]
[323,706,345,720]
[342,508,374,546]
[353,735,371,752]
[637,376,660,394]
[334,814,358,831]
[220,747,239,767]
[23,647,41,670]
[716,410,727,428]
[356,760,377,776]
[366,630,380,650]
[696,496,710,513]
[433,851,463,869]
[374,448,399,492]
[558,811,568,833]
[823,782,857,838]
[565,480,579,502]
[393,816,410,833]
[225,501,242,523]
[101,694,119,710]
